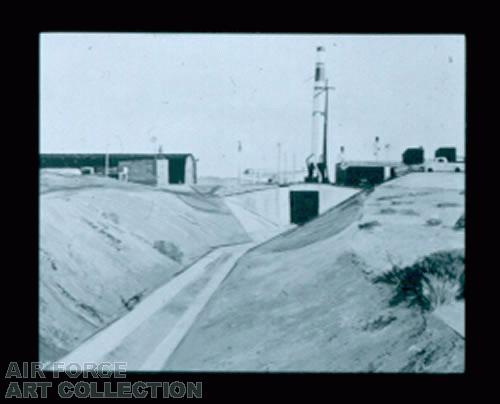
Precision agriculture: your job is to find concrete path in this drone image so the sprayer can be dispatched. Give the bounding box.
[44,243,255,370]
[139,244,252,370]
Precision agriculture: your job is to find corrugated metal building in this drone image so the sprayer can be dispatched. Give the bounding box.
[40,153,197,185]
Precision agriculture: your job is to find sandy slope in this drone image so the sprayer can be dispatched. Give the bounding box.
[165,173,465,372]
[349,173,464,275]
[39,171,249,363]
[45,244,254,371]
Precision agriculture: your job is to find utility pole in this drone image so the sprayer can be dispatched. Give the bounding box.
[277,142,281,184]
[237,140,242,185]
[322,78,333,183]
[150,136,157,173]
[283,150,288,184]
[373,136,381,161]
[104,143,109,177]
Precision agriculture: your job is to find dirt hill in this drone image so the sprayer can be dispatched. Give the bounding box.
[39,171,250,363]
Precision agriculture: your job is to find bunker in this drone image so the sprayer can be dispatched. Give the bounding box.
[223,185,359,241]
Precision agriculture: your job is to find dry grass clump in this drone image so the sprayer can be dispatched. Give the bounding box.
[454,214,465,230]
[374,249,464,311]
[153,240,184,264]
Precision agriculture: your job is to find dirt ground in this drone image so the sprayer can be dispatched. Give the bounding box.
[348,172,464,276]
[39,171,250,363]
[165,173,465,372]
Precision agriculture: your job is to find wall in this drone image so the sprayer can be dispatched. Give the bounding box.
[384,166,391,180]
[118,159,157,186]
[156,159,169,187]
[185,156,197,184]
[225,184,359,231]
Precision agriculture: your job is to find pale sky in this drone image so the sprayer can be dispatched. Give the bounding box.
[40,33,465,177]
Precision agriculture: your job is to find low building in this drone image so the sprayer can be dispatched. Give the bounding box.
[335,161,400,187]
[117,154,197,186]
[40,153,197,185]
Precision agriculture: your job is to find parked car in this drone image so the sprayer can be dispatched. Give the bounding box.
[425,157,465,173]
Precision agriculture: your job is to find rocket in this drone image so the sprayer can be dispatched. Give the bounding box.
[307,46,330,183]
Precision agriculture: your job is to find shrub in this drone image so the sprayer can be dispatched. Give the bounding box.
[425,218,442,226]
[454,214,465,230]
[400,209,419,216]
[121,292,144,311]
[457,271,465,300]
[374,249,464,311]
[436,202,461,208]
[358,220,381,230]
[153,240,184,264]
[379,208,397,215]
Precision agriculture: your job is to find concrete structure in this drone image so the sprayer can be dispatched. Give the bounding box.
[224,184,359,236]
[335,161,401,187]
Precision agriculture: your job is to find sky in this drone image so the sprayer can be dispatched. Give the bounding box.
[40,33,465,177]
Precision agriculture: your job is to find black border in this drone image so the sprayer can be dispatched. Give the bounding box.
[4,20,481,400]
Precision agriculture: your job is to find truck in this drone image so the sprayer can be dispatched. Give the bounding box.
[424,157,465,173]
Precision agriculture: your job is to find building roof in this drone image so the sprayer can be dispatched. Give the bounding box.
[39,153,196,168]
[41,153,194,158]
[339,160,402,168]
